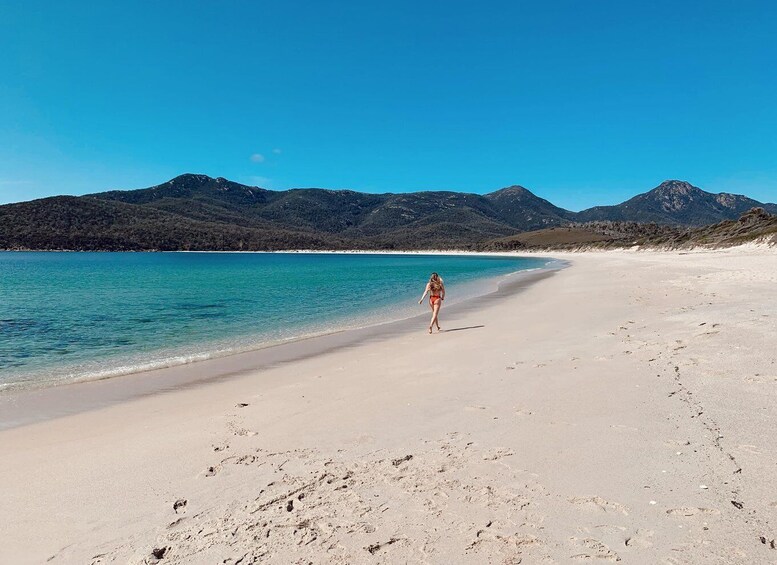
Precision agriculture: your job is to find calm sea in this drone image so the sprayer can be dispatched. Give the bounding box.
[0,252,550,392]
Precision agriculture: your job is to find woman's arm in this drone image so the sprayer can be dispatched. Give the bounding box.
[440,283,446,301]
[418,283,430,304]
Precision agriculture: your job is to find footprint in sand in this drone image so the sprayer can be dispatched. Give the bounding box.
[227,454,258,465]
[365,537,403,555]
[228,424,258,437]
[203,465,222,477]
[569,537,621,561]
[468,531,541,557]
[569,496,629,516]
[166,516,186,529]
[624,529,654,548]
[482,448,514,461]
[391,454,413,467]
[665,507,720,518]
[738,444,761,454]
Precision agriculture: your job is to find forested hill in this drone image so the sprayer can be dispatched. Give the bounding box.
[1,174,775,251]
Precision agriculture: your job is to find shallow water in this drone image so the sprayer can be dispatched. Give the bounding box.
[0,252,551,391]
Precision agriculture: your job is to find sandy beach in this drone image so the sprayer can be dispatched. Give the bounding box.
[2,247,776,564]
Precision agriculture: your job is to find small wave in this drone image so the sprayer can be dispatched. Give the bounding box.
[68,352,219,384]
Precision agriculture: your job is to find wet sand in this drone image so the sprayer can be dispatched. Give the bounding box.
[1,247,776,564]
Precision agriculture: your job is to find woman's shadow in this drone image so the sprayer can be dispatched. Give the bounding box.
[441,325,484,333]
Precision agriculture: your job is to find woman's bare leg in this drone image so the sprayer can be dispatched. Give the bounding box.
[430,302,441,332]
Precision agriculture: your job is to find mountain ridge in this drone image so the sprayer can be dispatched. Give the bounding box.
[575,179,777,225]
[1,174,775,250]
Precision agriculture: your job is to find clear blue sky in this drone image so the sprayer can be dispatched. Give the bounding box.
[2,0,776,209]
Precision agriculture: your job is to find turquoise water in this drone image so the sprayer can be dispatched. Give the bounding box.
[0,252,550,391]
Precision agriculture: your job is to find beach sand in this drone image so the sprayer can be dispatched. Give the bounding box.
[1,247,776,564]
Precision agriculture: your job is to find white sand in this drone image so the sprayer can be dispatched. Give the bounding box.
[1,247,776,564]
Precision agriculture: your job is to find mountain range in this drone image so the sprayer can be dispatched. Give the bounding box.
[1,174,775,250]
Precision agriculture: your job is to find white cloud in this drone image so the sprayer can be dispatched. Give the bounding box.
[272,148,282,155]
[250,153,265,163]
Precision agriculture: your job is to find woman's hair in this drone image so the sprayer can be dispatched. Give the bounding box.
[429,272,443,292]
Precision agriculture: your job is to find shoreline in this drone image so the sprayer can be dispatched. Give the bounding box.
[0,260,563,431]
[0,251,554,395]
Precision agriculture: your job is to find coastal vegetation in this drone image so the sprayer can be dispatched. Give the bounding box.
[478,208,777,251]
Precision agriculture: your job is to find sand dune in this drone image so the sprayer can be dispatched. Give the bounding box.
[1,247,776,564]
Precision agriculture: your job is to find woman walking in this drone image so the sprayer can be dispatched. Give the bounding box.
[418,272,445,333]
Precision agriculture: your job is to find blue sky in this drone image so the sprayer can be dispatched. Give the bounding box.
[2,0,776,209]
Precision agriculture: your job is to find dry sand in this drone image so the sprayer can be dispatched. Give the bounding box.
[1,247,776,564]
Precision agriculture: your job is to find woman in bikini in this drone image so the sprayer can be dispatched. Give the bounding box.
[418,272,445,333]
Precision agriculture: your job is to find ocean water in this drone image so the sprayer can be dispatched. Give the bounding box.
[0,252,550,392]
